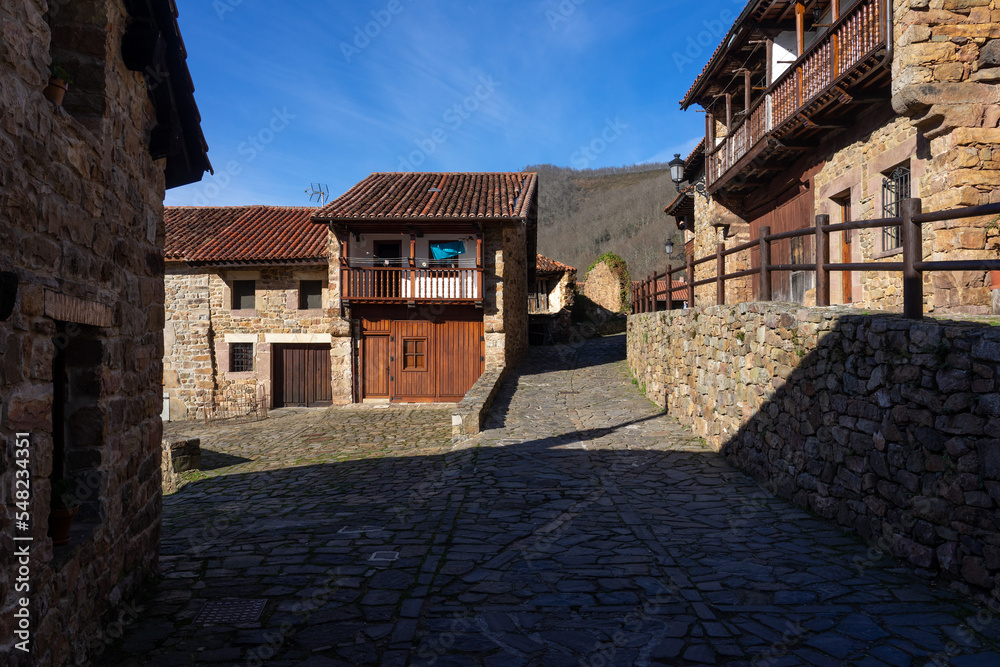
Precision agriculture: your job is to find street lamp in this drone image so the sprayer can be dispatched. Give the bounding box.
[668,153,685,184]
[664,239,674,256]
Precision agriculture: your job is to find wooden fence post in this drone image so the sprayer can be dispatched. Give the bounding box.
[717,243,726,305]
[815,214,830,306]
[666,263,672,310]
[759,225,772,301]
[687,253,695,308]
[902,197,923,319]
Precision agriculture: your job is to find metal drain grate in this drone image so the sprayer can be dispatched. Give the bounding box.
[194,599,267,625]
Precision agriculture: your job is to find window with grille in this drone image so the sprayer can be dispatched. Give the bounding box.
[402,339,426,371]
[232,280,256,310]
[881,166,910,252]
[299,280,323,309]
[230,343,253,372]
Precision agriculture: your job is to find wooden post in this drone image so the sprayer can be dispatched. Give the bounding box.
[725,93,733,133]
[744,70,752,118]
[796,2,805,107]
[666,263,673,310]
[902,198,923,319]
[707,111,715,148]
[687,253,695,308]
[831,0,840,20]
[649,272,656,312]
[476,233,483,300]
[759,226,772,301]
[816,214,830,307]
[717,243,726,305]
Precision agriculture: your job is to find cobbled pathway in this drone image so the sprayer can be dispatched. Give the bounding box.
[104,335,1000,666]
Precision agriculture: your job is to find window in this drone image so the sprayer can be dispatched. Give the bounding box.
[230,343,253,372]
[232,280,255,310]
[881,165,910,251]
[299,280,323,310]
[402,338,427,371]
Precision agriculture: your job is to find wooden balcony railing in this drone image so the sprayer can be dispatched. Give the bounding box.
[707,0,886,188]
[342,266,483,302]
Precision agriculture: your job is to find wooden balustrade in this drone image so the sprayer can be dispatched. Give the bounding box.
[632,199,1000,320]
[706,0,886,189]
[341,265,483,302]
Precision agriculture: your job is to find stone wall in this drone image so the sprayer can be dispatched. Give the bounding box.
[584,261,626,313]
[164,262,352,418]
[0,2,170,664]
[628,304,1000,595]
[891,0,1000,313]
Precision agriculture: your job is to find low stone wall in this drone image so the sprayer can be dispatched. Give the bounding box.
[452,368,507,438]
[161,437,201,494]
[628,303,1000,595]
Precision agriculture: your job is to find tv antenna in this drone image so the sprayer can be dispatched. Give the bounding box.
[305,183,329,205]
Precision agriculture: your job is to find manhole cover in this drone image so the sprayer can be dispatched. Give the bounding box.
[194,599,267,625]
[369,551,399,562]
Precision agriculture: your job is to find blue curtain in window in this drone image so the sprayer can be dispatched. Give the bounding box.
[430,241,466,260]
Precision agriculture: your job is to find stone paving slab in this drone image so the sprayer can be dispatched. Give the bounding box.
[102,335,1000,666]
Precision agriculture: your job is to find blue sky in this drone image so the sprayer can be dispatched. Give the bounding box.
[166,0,740,207]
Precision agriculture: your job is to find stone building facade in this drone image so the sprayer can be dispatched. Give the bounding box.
[163,173,534,413]
[670,0,1000,315]
[0,1,209,665]
[163,206,345,420]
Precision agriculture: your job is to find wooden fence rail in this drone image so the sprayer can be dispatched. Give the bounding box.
[633,198,1000,319]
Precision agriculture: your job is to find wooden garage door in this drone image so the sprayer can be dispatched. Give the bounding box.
[435,319,484,401]
[392,320,435,401]
[275,344,332,407]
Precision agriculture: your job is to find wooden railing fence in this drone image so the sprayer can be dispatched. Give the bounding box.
[633,198,1000,320]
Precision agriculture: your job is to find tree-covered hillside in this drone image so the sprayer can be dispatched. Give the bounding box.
[526,163,684,280]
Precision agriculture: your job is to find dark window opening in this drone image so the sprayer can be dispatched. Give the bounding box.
[232,280,255,310]
[230,343,254,373]
[882,166,910,252]
[299,280,323,310]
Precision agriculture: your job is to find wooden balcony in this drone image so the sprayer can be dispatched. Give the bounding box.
[342,265,483,304]
[707,0,888,193]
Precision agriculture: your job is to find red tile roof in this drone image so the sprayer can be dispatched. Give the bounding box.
[536,254,575,274]
[165,206,327,263]
[634,279,688,299]
[313,172,538,222]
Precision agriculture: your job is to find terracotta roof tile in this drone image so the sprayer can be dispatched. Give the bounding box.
[536,254,576,274]
[165,206,327,263]
[314,172,538,221]
[634,279,689,298]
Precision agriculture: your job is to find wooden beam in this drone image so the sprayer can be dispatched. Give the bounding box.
[744,69,752,115]
[795,2,806,56]
[766,38,773,86]
[725,93,732,132]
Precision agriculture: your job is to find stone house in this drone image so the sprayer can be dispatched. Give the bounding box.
[671,0,1000,315]
[0,1,209,665]
[530,254,576,315]
[313,172,535,403]
[163,206,337,420]
[528,254,576,344]
[163,172,535,411]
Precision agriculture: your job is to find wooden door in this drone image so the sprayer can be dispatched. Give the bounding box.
[275,344,332,407]
[391,320,435,401]
[435,319,484,401]
[363,335,390,398]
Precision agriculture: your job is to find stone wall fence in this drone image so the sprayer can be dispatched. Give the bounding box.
[628,303,1000,597]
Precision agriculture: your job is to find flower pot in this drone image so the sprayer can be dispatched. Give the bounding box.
[42,77,68,106]
[48,506,79,546]
[991,271,1000,291]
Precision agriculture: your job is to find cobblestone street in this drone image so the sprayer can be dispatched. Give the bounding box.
[104,335,1000,666]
